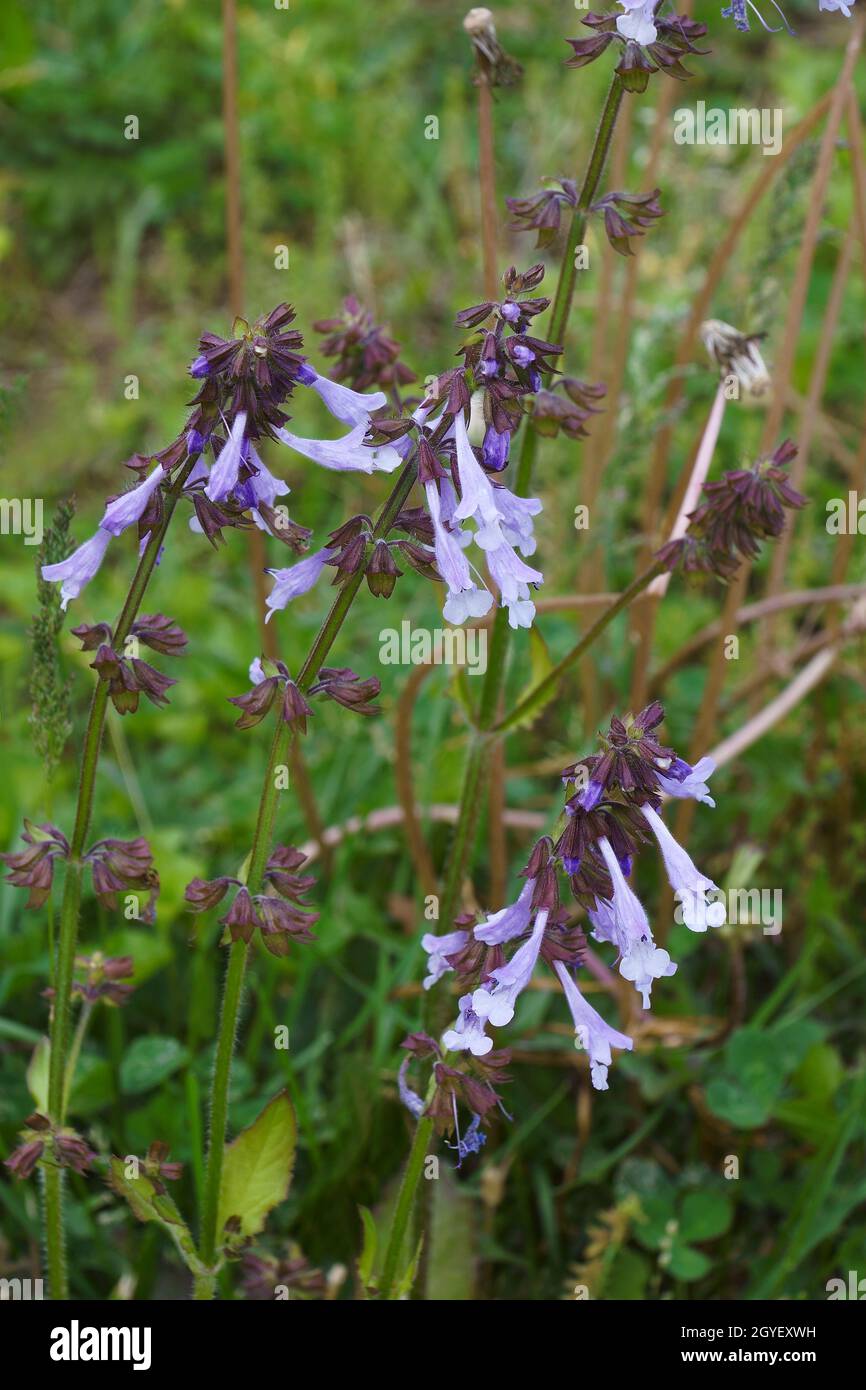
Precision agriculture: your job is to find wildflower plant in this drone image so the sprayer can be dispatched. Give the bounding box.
[2,0,862,1312]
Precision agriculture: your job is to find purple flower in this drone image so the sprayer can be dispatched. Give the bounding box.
[206,412,249,503]
[42,528,112,610]
[442,994,493,1057]
[43,460,175,609]
[446,1111,487,1166]
[474,879,535,945]
[554,960,633,1091]
[482,424,510,472]
[265,547,336,621]
[421,928,470,989]
[472,910,548,1027]
[238,445,290,528]
[657,755,716,807]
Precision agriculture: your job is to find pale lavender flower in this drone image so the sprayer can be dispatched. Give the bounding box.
[554,960,633,1091]
[485,540,542,630]
[42,528,112,610]
[472,910,548,1027]
[442,994,493,1057]
[493,487,541,558]
[597,836,652,944]
[398,1056,425,1118]
[641,804,725,932]
[42,463,169,608]
[276,421,401,474]
[474,878,535,945]
[589,889,677,1008]
[657,755,716,807]
[101,465,167,536]
[619,939,677,1009]
[425,479,493,624]
[298,366,388,426]
[616,0,659,43]
[206,412,248,503]
[265,548,336,621]
[819,0,854,11]
[421,928,470,989]
[452,410,507,548]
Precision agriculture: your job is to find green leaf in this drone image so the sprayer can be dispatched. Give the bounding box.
[26,1036,50,1112]
[107,1155,203,1275]
[679,1191,733,1243]
[119,1035,189,1095]
[393,1233,424,1300]
[217,1090,296,1240]
[357,1205,379,1293]
[667,1243,712,1282]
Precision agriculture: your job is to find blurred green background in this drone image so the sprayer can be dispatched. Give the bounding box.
[1,0,865,1299]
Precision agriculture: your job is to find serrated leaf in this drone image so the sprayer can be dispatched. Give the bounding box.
[107,1155,204,1274]
[217,1090,296,1240]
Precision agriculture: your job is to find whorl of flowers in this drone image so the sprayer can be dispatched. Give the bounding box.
[39,305,401,609]
[656,439,807,581]
[267,267,573,632]
[1,824,159,922]
[185,845,318,958]
[565,11,709,94]
[313,295,416,396]
[417,703,723,1110]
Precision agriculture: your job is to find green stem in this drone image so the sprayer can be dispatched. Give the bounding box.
[197,450,421,1282]
[43,454,198,1299]
[380,1115,434,1299]
[546,73,625,357]
[494,559,665,732]
[62,1002,93,1116]
[43,1166,67,1300]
